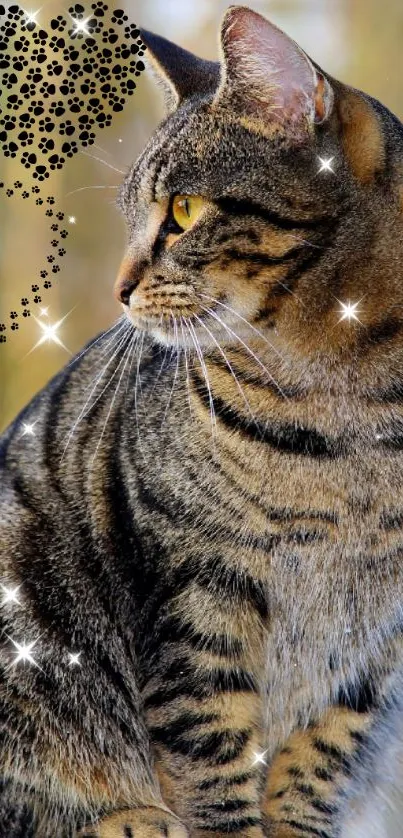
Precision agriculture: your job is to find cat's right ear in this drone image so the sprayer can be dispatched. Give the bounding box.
[139,29,220,114]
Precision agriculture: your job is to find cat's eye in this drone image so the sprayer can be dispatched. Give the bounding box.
[172,194,205,231]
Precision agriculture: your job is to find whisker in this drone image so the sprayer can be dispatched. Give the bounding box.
[133,329,146,451]
[124,329,142,403]
[79,150,126,175]
[161,312,181,426]
[185,316,217,447]
[90,333,135,467]
[199,293,288,364]
[64,316,127,370]
[180,316,194,421]
[200,304,289,401]
[193,313,259,427]
[64,185,120,197]
[60,326,133,461]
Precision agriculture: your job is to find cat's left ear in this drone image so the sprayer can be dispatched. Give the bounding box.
[139,29,220,114]
[213,6,333,134]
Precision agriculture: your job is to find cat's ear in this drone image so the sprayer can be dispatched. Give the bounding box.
[213,6,333,134]
[139,29,220,114]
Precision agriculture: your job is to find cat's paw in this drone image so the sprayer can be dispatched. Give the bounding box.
[78,805,189,838]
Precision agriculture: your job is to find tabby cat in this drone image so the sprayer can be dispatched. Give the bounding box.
[2,5,403,837]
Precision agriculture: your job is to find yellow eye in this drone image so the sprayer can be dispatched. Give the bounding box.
[172,194,205,231]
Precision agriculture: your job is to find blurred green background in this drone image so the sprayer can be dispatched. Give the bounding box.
[1,0,403,431]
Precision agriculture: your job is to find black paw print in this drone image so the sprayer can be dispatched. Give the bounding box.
[61,140,78,157]
[0,324,7,332]
[33,166,49,181]
[47,255,55,263]
[51,239,59,247]
[49,154,65,170]
[21,298,29,306]
[59,78,75,96]
[49,100,65,116]
[43,280,52,289]
[38,116,55,133]
[79,130,95,145]
[39,81,56,98]
[40,270,48,278]
[32,47,47,64]
[32,186,41,194]
[22,310,31,317]
[45,209,54,217]
[111,9,128,23]
[38,138,55,153]
[92,1,108,15]
[22,151,37,168]
[80,78,96,96]
[67,63,84,80]
[56,212,65,221]
[121,79,136,96]
[14,35,30,53]
[112,64,128,81]
[22,191,30,199]
[46,196,55,205]
[33,296,42,304]
[87,97,102,114]
[28,99,45,115]
[31,285,40,292]
[47,60,63,76]
[62,45,79,62]
[0,335,6,343]
[102,28,118,45]
[11,323,19,331]
[58,248,66,256]
[18,130,35,147]
[10,312,18,319]
[95,112,112,127]
[32,28,49,45]
[60,230,68,239]
[52,264,60,273]
[59,119,75,136]
[36,198,44,205]
[6,189,14,197]
[6,94,23,111]
[125,24,140,39]
[14,181,22,189]
[51,223,59,232]
[2,72,17,90]
[67,95,84,113]
[2,143,18,158]
[18,113,35,129]
[50,17,67,33]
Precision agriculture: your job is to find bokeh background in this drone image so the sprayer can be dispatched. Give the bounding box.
[1,0,403,431]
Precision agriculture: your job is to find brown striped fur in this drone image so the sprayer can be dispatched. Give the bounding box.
[2,5,403,838]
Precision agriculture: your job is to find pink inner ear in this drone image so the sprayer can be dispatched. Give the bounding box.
[218,6,321,126]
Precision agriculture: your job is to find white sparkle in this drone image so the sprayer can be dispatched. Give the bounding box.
[251,749,269,766]
[21,421,37,437]
[338,300,362,323]
[70,14,92,36]
[23,8,40,25]
[118,138,123,143]
[318,155,335,174]
[68,652,82,666]
[1,584,22,606]
[68,216,76,224]
[39,307,49,317]
[6,637,40,669]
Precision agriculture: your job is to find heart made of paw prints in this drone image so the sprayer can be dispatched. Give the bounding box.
[0,2,146,343]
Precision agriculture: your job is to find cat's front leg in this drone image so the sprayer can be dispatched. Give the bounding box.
[261,706,372,838]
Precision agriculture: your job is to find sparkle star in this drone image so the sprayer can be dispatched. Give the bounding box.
[6,637,40,669]
[23,8,40,25]
[21,421,37,437]
[251,749,269,766]
[70,14,92,36]
[39,307,49,317]
[318,155,335,174]
[68,652,82,666]
[1,584,22,606]
[338,300,362,323]
[68,216,76,224]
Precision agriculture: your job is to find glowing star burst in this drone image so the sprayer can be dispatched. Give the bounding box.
[251,749,269,766]
[25,310,75,357]
[6,637,40,669]
[39,307,49,317]
[338,300,362,323]
[23,7,40,24]
[1,584,22,606]
[68,652,82,666]
[68,216,76,224]
[318,155,335,174]
[21,421,37,437]
[70,14,92,35]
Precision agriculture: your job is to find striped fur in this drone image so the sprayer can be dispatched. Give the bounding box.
[2,6,403,837]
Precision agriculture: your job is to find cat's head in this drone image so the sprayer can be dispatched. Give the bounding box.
[115,5,403,368]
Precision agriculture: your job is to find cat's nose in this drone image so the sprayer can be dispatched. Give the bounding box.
[114,253,148,306]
